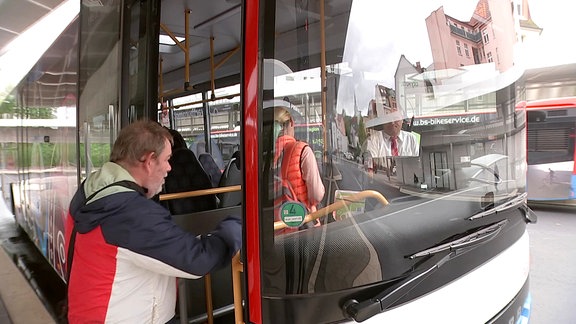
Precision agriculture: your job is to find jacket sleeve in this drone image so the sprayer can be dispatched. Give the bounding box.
[101,195,242,277]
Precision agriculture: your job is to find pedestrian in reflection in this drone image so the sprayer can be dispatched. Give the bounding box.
[65,120,241,324]
[273,106,325,234]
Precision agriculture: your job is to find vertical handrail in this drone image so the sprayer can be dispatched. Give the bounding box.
[204,274,214,324]
[108,104,117,146]
[319,0,327,164]
[178,279,188,324]
[209,36,216,99]
[232,252,244,324]
[184,9,191,89]
[83,121,91,177]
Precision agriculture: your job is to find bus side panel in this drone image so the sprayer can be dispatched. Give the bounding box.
[7,17,79,281]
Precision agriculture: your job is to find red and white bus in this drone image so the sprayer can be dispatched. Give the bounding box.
[1,0,546,323]
[520,97,576,204]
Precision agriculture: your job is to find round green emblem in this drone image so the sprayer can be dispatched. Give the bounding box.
[279,202,307,227]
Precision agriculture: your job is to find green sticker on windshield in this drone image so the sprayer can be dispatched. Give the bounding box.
[279,202,307,227]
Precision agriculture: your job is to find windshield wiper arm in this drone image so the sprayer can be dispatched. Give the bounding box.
[343,252,450,322]
[343,219,508,322]
[408,219,508,259]
[468,193,527,220]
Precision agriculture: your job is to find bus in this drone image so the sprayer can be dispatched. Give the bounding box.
[1,0,550,323]
[522,97,576,204]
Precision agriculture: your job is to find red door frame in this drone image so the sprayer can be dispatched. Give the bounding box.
[243,0,263,322]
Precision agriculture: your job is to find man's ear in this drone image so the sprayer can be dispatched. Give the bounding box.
[141,151,156,172]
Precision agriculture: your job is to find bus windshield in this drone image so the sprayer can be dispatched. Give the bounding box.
[259,0,528,315]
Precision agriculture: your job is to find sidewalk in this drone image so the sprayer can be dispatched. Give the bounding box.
[0,246,56,324]
[0,295,12,324]
[0,192,56,324]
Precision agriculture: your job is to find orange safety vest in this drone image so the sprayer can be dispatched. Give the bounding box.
[274,135,317,234]
[274,135,311,208]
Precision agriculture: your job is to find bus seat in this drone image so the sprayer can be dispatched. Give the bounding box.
[163,148,218,214]
[218,151,242,208]
[188,136,225,170]
[199,153,222,187]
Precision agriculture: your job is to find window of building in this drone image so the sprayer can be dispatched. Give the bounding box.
[483,29,489,44]
[464,44,469,57]
[456,40,462,56]
[487,52,493,63]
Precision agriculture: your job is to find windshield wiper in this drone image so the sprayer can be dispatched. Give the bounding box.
[468,193,527,220]
[343,252,450,322]
[343,219,507,322]
[408,219,508,259]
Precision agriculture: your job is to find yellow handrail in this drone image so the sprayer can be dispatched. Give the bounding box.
[159,185,241,201]
[232,253,244,324]
[274,190,388,231]
[205,274,214,324]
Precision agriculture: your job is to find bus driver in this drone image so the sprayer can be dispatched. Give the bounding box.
[365,117,420,158]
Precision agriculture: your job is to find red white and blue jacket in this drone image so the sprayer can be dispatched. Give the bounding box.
[65,162,241,323]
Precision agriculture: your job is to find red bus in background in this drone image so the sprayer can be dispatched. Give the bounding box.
[522,97,576,204]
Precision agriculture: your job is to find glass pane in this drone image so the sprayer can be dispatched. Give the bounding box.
[78,0,122,177]
[257,0,558,321]
[170,86,241,171]
[171,92,205,152]
[3,18,79,280]
[125,0,159,122]
[208,85,241,169]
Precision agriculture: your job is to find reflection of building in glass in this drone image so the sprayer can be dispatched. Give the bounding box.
[386,1,536,193]
[515,0,543,43]
[396,0,541,118]
[395,56,429,117]
[395,54,499,118]
[425,0,521,72]
[425,0,541,72]
[365,84,399,128]
[333,111,348,155]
